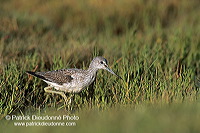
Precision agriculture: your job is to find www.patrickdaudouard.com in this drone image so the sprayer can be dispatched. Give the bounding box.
[5,115,79,127]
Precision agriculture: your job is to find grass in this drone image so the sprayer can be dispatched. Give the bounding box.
[2,103,200,133]
[0,0,200,132]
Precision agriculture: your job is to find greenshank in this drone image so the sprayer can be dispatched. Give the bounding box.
[27,56,122,104]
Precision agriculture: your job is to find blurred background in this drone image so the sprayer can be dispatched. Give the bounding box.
[0,0,199,65]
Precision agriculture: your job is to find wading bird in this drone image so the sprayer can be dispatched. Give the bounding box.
[27,56,122,105]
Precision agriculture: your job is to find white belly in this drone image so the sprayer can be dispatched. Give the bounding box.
[44,75,95,93]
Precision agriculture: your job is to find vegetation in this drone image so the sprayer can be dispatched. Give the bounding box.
[0,0,199,132]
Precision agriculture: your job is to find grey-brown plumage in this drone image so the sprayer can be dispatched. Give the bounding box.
[27,56,122,104]
[27,69,74,85]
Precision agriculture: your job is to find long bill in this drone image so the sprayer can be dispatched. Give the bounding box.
[106,67,123,80]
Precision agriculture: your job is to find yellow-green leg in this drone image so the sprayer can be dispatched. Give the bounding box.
[44,86,70,105]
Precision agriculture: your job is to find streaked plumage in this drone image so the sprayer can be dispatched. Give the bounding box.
[27,56,122,104]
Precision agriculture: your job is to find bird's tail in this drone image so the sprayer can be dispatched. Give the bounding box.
[26,71,37,76]
[26,71,46,80]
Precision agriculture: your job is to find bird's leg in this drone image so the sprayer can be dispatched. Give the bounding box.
[44,86,69,105]
[67,93,74,105]
[66,93,75,110]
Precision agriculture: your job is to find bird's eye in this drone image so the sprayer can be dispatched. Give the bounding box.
[100,61,104,64]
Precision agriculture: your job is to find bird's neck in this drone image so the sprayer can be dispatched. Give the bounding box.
[87,67,99,76]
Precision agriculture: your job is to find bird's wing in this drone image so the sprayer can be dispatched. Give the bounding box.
[27,69,80,85]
